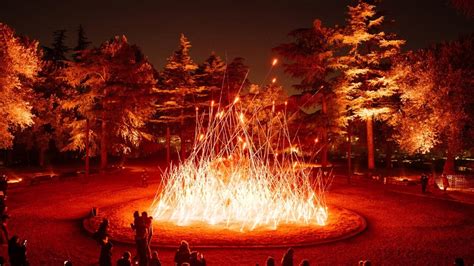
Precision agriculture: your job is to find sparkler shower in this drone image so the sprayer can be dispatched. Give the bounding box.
[151,99,329,231]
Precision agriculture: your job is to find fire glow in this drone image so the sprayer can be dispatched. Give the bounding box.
[151,99,329,231]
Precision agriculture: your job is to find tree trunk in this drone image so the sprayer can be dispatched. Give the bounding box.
[180,108,185,161]
[321,95,328,168]
[385,140,392,169]
[85,118,90,177]
[166,126,171,165]
[347,125,352,183]
[366,116,375,170]
[38,147,46,167]
[100,113,107,170]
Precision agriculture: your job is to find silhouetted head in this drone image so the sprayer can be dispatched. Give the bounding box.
[133,211,139,219]
[9,235,19,246]
[123,251,131,260]
[266,256,275,266]
[454,258,465,266]
[152,251,159,260]
[142,211,148,218]
[299,259,310,266]
[179,240,190,252]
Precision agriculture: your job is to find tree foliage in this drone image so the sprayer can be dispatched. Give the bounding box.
[0,23,41,148]
[61,35,157,158]
[391,36,474,160]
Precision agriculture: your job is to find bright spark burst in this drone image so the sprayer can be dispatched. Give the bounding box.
[151,100,329,231]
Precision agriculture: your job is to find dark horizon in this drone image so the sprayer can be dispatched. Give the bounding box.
[2,0,473,91]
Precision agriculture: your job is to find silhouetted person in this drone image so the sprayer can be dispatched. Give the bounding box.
[174,240,191,266]
[189,251,206,266]
[0,214,9,258]
[442,174,450,191]
[454,257,465,266]
[0,193,7,217]
[0,175,8,196]
[99,236,113,266]
[281,248,294,266]
[8,235,28,266]
[299,259,310,266]
[142,211,153,257]
[420,174,428,193]
[266,256,275,266]
[149,251,162,266]
[117,251,132,266]
[131,211,148,266]
[94,218,109,243]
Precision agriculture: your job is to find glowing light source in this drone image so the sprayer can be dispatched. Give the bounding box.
[272,58,278,66]
[151,100,329,231]
[271,77,277,83]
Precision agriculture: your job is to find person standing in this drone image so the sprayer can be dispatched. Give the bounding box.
[117,251,132,266]
[442,174,450,191]
[420,174,428,193]
[94,218,109,243]
[281,248,294,266]
[131,211,148,266]
[174,240,191,266]
[142,212,153,257]
[149,251,162,266]
[0,175,7,196]
[8,236,28,266]
[99,236,113,266]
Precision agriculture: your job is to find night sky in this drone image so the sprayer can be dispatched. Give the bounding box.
[1,0,473,90]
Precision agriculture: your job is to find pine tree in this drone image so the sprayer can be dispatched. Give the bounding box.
[334,0,405,170]
[44,29,70,62]
[60,35,157,169]
[195,52,226,101]
[224,57,250,104]
[73,24,91,61]
[0,23,41,149]
[155,34,202,160]
[274,19,345,167]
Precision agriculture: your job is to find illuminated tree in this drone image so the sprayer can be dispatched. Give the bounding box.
[224,57,250,104]
[240,83,288,141]
[0,23,41,149]
[274,19,345,167]
[196,51,226,101]
[391,36,474,174]
[155,34,204,160]
[61,35,156,169]
[333,0,405,170]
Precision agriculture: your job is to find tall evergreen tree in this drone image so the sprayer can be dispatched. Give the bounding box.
[334,0,405,170]
[44,29,70,62]
[195,52,226,102]
[155,34,203,159]
[73,24,91,61]
[224,57,250,104]
[274,19,345,167]
[61,35,157,169]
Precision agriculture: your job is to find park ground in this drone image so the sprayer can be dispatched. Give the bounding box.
[5,163,474,265]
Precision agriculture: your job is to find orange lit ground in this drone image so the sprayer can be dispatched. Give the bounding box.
[84,197,366,248]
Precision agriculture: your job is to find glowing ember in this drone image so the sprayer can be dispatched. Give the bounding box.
[151,99,329,231]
